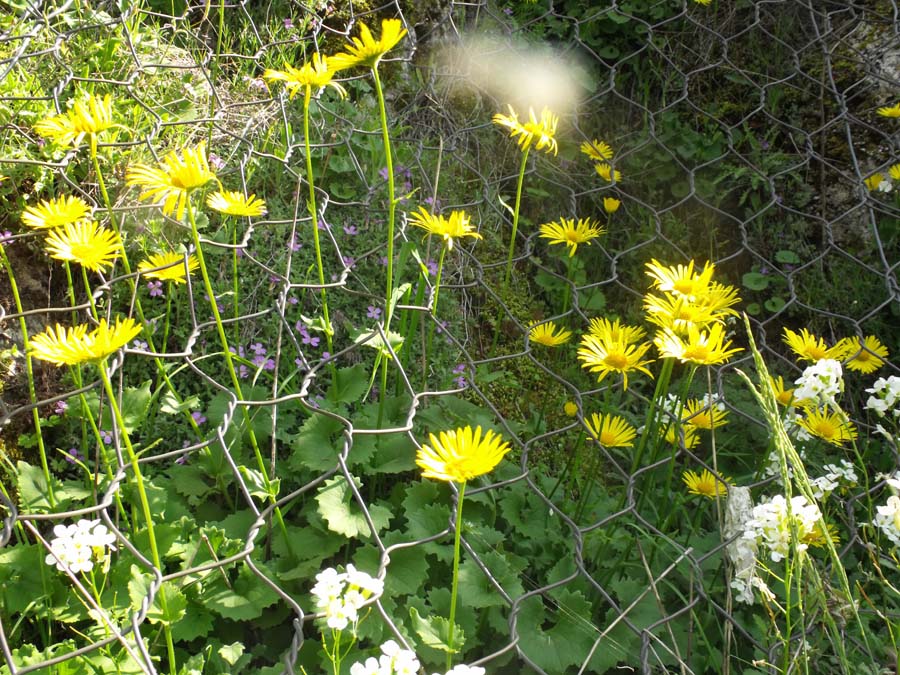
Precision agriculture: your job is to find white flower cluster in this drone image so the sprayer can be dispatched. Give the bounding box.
[311,565,384,631]
[349,640,420,675]
[44,519,117,573]
[439,667,486,675]
[810,460,858,500]
[743,495,822,562]
[866,376,900,418]
[874,473,900,548]
[762,444,809,483]
[793,358,843,408]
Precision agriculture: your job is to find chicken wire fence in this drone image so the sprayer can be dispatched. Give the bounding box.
[0,0,899,673]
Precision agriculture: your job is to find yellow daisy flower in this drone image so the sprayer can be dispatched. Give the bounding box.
[603,197,621,214]
[682,469,730,498]
[563,401,578,417]
[661,424,701,449]
[594,163,621,183]
[263,53,346,99]
[528,321,572,347]
[577,333,655,390]
[34,93,114,147]
[643,290,739,334]
[329,18,407,71]
[586,317,646,345]
[770,375,797,407]
[864,173,885,191]
[654,323,743,366]
[580,139,614,162]
[21,195,93,230]
[583,413,636,448]
[538,217,604,257]
[889,164,900,181]
[138,251,199,284]
[408,207,482,250]
[126,142,216,220]
[493,105,559,155]
[797,408,857,446]
[802,521,840,548]
[416,425,510,483]
[682,398,729,429]
[206,190,268,217]
[30,317,142,366]
[876,102,900,118]
[645,258,716,301]
[44,221,121,272]
[782,327,843,363]
[839,335,888,374]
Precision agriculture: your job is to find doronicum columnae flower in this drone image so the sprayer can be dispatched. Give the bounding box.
[34,94,114,147]
[263,53,347,99]
[528,321,572,347]
[643,284,740,334]
[890,164,900,181]
[580,139,614,162]
[682,469,730,498]
[126,142,217,220]
[139,251,199,284]
[538,217,604,257]
[654,322,743,366]
[838,335,888,374]
[577,333,655,390]
[30,317,142,366]
[877,102,900,118]
[802,521,840,549]
[44,220,121,272]
[661,423,701,449]
[21,195,93,230]
[594,162,621,183]
[416,425,510,483]
[408,207,481,250]
[584,413,636,448]
[206,190,268,217]
[329,18,407,71]
[563,401,578,417]
[796,408,857,446]
[770,375,798,407]
[645,258,716,301]
[682,398,729,429]
[493,105,559,155]
[782,327,844,363]
[864,173,885,191]
[603,197,621,214]
[587,317,646,345]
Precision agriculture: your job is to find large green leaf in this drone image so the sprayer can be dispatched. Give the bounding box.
[127,566,187,625]
[315,475,391,539]
[410,606,463,655]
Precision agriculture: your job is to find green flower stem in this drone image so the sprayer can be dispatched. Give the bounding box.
[90,136,201,439]
[371,66,397,326]
[185,199,293,550]
[62,260,91,459]
[424,244,448,385]
[161,283,173,351]
[546,428,585,504]
[503,149,530,289]
[97,362,177,675]
[661,365,697,497]
[0,246,55,507]
[302,86,334,359]
[561,253,574,314]
[447,480,466,671]
[630,357,674,473]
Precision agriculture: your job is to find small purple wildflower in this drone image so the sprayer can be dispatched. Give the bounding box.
[245,76,267,91]
[426,259,439,277]
[132,339,149,351]
[209,153,225,171]
[175,454,188,465]
[379,166,390,180]
[65,447,84,464]
[250,342,266,355]
[503,7,513,15]
[452,363,466,375]
[100,430,113,445]
[239,364,249,378]
[367,305,382,319]
[288,296,298,305]
[229,345,246,358]
[0,230,12,245]
[317,219,329,231]
[379,256,388,266]
[454,375,467,388]
[342,256,356,269]
[322,352,331,361]
[296,323,321,347]
[54,400,68,415]
[148,280,163,298]
[424,196,442,210]
[284,17,293,29]
[290,236,302,251]
[343,224,358,236]
[264,358,276,371]
[192,411,206,425]
[436,320,449,335]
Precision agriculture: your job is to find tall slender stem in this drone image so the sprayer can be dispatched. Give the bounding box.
[0,247,55,507]
[504,149,530,288]
[372,67,397,326]
[303,86,334,357]
[98,363,177,675]
[447,480,466,671]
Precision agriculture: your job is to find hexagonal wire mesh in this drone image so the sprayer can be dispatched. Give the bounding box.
[1,0,899,673]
